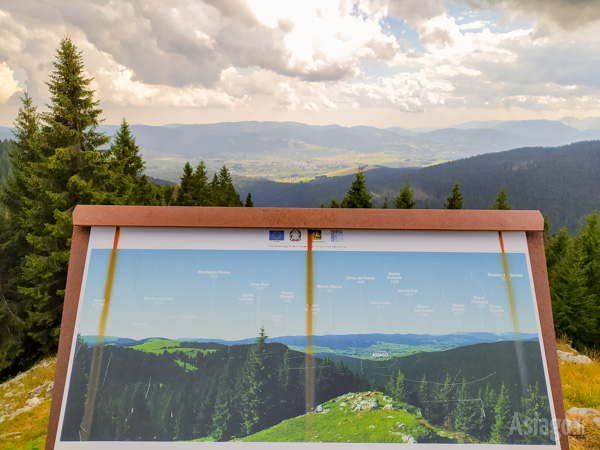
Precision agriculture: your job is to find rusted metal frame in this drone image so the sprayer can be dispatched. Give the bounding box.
[73,205,544,231]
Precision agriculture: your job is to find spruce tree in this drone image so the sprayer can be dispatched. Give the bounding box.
[108,118,159,205]
[491,383,513,444]
[212,165,243,207]
[490,184,512,210]
[192,161,211,206]
[239,327,268,436]
[0,93,42,376]
[11,37,110,357]
[387,369,406,402]
[519,383,553,444]
[245,192,253,207]
[454,379,481,436]
[174,162,195,206]
[394,180,417,209]
[341,166,373,208]
[444,182,465,209]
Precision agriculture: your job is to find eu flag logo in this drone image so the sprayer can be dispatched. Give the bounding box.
[269,230,284,241]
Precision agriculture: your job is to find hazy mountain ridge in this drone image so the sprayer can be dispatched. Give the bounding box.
[81,331,537,353]
[3,120,598,232]
[240,140,600,233]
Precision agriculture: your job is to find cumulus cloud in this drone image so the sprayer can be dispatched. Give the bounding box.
[466,0,600,31]
[0,62,21,102]
[0,0,599,125]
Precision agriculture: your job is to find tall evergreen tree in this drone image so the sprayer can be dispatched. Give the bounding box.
[239,326,268,436]
[245,192,254,207]
[212,165,243,207]
[18,37,110,355]
[454,379,481,436]
[192,161,211,206]
[386,369,406,402]
[107,118,159,205]
[491,383,513,444]
[519,382,553,444]
[394,180,417,209]
[444,182,465,209]
[341,166,373,208]
[0,93,43,376]
[174,162,195,206]
[490,184,512,210]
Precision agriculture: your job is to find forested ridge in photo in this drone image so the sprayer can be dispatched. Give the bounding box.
[62,330,555,444]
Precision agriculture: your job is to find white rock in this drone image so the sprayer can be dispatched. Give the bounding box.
[383,404,393,410]
[26,397,41,408]
[369,425,375,428]
[593,417,600,428]
[567,407,599,416]
[28,385,43,398]
[557,351,593,364]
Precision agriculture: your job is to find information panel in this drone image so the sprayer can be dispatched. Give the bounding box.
[47,207,567,449]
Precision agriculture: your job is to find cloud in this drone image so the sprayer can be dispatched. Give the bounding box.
[0,62,22,102]
[466,0,600,31]
[1,0,600,126]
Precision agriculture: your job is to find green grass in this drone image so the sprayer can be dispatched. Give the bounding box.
[240,391,459,443]
[130,338,217,357]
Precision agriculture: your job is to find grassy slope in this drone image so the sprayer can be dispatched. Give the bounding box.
[129,338,217,357]
[556,338,600,450]
[240,391,465,444]
[0,358,55,449]
[128,338,218,371]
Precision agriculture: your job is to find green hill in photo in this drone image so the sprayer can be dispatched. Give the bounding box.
[240,391,469,444]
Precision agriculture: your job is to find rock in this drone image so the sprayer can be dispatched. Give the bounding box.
[339,402,347,407]
[401,433,417,443]
[369,425,375,428]
[383,404,393,410]
[26,397,41,408]
[28,385,44,398]
[566,419,585,436]
[557,350,593,364]
[0,431,21,439]
[594,417,600,428]
[567,407,599,416]
[46,381,54,396]
[315,404,323,413]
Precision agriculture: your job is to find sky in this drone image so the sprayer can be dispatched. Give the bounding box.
[1,0,599,129]
[78,248,538,341]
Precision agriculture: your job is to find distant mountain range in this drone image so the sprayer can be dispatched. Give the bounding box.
[2,119,598,232]
[82,331,537,351]
[238,140,600,233]
[2,117,600,181]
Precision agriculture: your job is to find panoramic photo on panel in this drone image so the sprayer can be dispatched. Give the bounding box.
[57,228,558,447]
